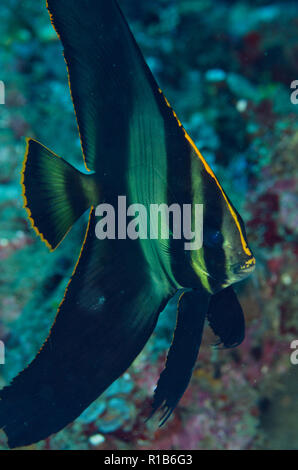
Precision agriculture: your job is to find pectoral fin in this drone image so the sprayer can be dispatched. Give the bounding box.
[207,286,245,349]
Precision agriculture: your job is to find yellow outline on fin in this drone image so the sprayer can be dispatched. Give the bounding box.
[158,89,253,259]
[21,138,73,252]
[10,206,94,375]
[38,206,94,353]
[46,0,92,174]
[21,138,54,252]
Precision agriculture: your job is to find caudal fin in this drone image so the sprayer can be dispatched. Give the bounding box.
[21,139,98,250]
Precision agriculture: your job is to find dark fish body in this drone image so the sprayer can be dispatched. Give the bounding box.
[0,0,255,448]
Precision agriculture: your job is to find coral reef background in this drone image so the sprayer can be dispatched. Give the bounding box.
[0,0,297,450]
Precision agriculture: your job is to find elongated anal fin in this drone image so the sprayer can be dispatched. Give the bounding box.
[0,211,170,448]
[21,139,99,251]
[207,287,245,349]
[150,289,210,425]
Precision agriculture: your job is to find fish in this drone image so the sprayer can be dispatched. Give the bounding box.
[0,0,255,448]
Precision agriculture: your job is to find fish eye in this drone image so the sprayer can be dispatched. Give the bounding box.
[203,229,224,248]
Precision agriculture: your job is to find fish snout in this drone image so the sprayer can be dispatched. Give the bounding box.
[232,257,256,278]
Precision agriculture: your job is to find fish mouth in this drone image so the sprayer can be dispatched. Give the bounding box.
[232,257,256,278]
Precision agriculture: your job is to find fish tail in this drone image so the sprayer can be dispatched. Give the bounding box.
[21,138,98,250]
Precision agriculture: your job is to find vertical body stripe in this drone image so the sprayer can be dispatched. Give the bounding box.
[158,89,253,260]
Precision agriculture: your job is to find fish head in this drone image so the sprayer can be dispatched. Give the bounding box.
[219,204,256,285]
[191,172,255,293]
